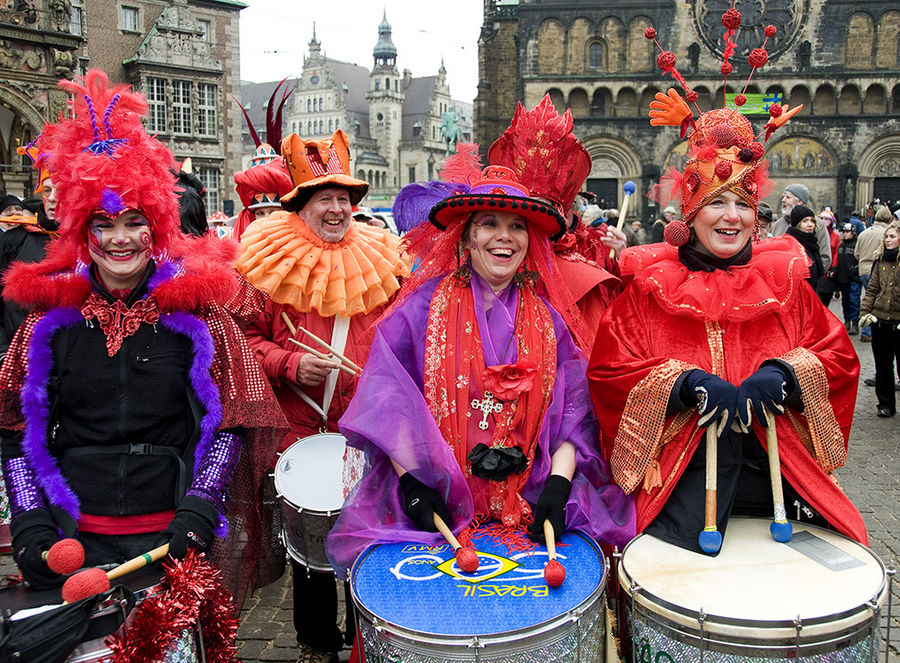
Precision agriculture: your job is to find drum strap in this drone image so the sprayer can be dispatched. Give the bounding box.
[289,316,350,429]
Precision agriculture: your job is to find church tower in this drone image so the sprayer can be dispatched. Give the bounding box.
[367,11,404,187]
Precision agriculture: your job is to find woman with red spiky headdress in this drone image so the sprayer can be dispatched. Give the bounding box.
[0,70,287,614]
[325,152,635,580]
[587,15,866,554]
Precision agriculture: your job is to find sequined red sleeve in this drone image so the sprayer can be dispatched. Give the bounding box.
[0,312,40,432]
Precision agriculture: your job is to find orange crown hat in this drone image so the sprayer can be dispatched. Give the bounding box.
[280,129,369,210]
[644,7,801,242]
[40,69,179,260]
[17,137,54,193]
[488,94,591,214]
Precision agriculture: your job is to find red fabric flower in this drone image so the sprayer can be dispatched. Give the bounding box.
[483,361,538,401]
[765,25,777,37]
[645,27,657,39]
[715,161,733,179]
[748,48,769,68]
[722,8,742,29]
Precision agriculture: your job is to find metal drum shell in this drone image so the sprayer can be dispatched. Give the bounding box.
[351,530,609,662]
[618,518,887,659]
[274,433,348,573]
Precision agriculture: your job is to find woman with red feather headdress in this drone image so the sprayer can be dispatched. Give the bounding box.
[586,17,866,554]
[0,70,286,612]
[325,149,634,580]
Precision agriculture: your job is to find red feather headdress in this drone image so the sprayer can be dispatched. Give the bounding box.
[42,69,179,260]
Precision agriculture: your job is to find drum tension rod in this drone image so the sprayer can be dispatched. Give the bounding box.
[793,615,803,656]
[886,566,895,663]
[698,609,706,663]
[629,582,641,663]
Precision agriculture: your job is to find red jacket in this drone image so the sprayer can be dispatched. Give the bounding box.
[245,299,382,449]
[587,238,867,544]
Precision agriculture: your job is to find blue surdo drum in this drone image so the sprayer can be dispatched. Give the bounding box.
[350,524,608,662]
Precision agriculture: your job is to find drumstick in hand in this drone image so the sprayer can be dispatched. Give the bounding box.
[61,543,170,603]
[698,426,723,554]
[433,513,478,573]
[608,180,637,259]
[765,408,793,542]
[543,520,566,587]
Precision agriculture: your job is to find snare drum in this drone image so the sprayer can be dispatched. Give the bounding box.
[0,568,200,662]
[275,433,356,572]
[351,525,608,662]
[618,517,888,661]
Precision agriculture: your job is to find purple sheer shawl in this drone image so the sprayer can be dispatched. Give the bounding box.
[326,273,635,579]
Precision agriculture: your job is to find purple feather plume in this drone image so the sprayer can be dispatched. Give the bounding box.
[393,180,466,234]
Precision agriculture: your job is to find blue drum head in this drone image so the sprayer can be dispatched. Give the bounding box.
[351,527,606,637]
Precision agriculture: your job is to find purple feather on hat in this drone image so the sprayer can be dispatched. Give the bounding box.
[393,180,466,234]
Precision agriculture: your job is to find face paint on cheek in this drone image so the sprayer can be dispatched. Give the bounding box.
[138,229,152,258]
[88,228,107,262]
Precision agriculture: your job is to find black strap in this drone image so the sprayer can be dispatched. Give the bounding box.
[58,443,188,503]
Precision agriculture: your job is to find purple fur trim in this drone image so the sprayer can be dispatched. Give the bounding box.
[21,308,86,519]
[101,188,126,215]
[146,259,179,293]
[158,312,227,531]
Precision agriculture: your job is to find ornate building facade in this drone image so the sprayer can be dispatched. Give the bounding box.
[241,15,473,209]
[0,0,81,196]
[0,0,244,213]
[475,0,900,220]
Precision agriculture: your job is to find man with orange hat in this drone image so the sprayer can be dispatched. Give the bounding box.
[0,141,59,359]
[237,129,409,663]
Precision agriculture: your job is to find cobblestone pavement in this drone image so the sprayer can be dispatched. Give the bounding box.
[0,303,896,663]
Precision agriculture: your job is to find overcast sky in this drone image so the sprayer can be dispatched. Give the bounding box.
[239,1,483,104]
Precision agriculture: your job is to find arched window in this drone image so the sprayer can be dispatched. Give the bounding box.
[328,119,333,132]
[385,77,390,90]
[318,96,323,109]
[335,118,340,129]
[307,98,311,112]
[589,42,604,69]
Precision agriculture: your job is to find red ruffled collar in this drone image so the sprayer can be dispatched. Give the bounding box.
[619,236,811,321]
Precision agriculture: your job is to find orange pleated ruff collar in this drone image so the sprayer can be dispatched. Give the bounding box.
[237,210,411,317]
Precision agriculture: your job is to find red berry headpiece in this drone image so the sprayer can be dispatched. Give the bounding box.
[644,2,803,229]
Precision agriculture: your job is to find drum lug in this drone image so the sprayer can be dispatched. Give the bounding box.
[697,609,706,663]
[793,615,803,656]
[885,565,895,663]
[468,636,484,662]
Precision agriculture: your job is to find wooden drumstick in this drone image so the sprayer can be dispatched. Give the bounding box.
[286,338,358,376]
[608,180,637,259]
[698,425,723,554]
[433,513,478,573]
[765,408,793,543]
[281,311,298,337]
[62,544,170,603]
[297,325,363,374]
[543,520,566,587]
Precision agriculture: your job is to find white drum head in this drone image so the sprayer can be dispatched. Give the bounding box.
[620,518,885,624]
[275,433,347,513]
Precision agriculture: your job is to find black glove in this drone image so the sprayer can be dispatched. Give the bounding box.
[158,496,218,559]
[398,472,451,533]
[682,370,739,437]
[736,363,792,429]
[527,475,571,543]
[11,509,64,590]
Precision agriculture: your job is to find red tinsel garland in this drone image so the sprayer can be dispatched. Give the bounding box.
[108,550,240,663]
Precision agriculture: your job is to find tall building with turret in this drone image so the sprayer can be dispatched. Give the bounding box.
[241,14,473,210]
